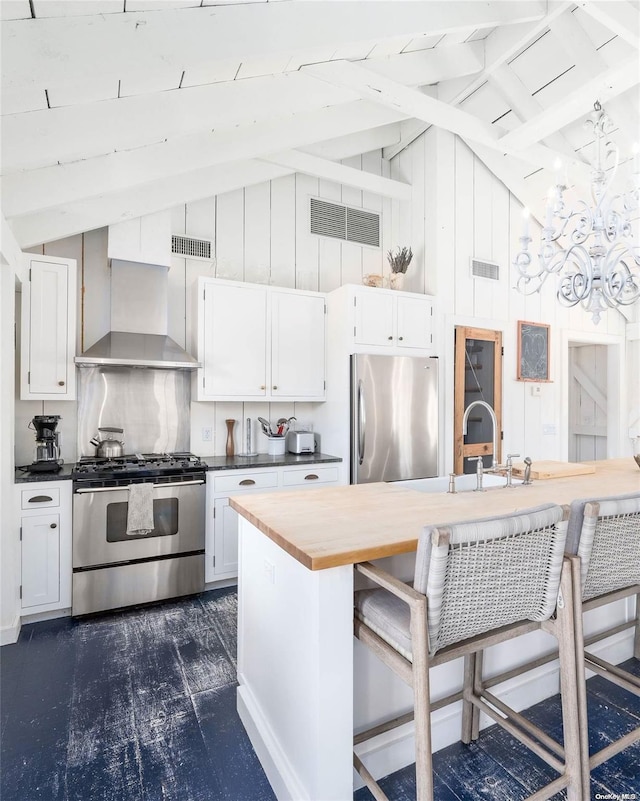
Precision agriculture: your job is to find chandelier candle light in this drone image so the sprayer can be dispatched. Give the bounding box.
[513,102,640,324]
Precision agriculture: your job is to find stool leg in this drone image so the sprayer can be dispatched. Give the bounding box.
[461,653,476,744]
[557,558,586,801]
[411,596,433,801]
[633,591,640,660]
[569,556,591,801]
[471,650,483,741]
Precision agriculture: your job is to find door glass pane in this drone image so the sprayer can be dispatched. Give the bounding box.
[106,498,179,542]
[464,338,495,472]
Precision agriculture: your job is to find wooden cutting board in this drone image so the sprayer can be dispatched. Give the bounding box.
[511,460,596,480]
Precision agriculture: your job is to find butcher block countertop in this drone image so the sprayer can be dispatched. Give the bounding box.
[229,458,640,571]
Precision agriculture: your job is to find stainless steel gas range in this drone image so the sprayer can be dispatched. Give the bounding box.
[71,453,206,616]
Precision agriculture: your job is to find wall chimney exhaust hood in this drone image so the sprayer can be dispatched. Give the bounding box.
[75,261,200,370]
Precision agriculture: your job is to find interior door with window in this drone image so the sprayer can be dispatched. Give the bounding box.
[454,327,503,474]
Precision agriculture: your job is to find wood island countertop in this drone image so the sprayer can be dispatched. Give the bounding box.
[229,458,640,571]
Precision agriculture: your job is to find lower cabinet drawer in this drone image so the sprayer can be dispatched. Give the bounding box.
[213,471,279,493]
[21,487,60,510]
[282,466,340,487]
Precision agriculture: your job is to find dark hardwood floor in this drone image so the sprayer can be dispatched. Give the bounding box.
[1,588,638,800]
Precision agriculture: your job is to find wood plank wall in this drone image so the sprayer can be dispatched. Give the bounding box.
[14,138,634,467]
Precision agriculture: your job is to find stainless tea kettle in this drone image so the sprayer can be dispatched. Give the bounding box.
[90,427,125,459]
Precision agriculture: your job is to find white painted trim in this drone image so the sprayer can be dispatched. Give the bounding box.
[19,608,71,625]
[237,684,309,801]
[0,614,21,646]
[560,329,626,461]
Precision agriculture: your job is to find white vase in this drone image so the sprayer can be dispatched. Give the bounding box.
[389,272,405,290]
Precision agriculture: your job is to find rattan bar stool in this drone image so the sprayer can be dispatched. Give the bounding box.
[566,493,640,799]
[353,503,585,801]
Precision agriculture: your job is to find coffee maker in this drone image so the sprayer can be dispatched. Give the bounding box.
[29,415,62,473]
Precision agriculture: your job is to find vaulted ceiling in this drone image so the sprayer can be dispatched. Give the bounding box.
[1,0,639,249]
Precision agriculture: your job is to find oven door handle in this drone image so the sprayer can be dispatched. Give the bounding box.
[75,480,205,493]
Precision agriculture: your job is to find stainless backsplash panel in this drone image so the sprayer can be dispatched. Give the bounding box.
[78,367,190,457]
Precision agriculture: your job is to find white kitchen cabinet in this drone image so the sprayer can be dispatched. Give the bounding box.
[354,286,433,350]
[20,255,77,400]
[18,480,72,614]
[107,211,172,267]
[194,278,326,402]
[206,463,344,582]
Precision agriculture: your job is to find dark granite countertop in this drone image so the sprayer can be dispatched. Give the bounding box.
[15,454,342,483]
[15,464,75,483]
[202,452,342,471]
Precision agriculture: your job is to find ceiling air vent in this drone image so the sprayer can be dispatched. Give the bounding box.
[471,258,499,281]
[310,198,380,248]
[171,234,213,261]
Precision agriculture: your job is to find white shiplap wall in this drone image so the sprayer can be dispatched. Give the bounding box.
[390,126,630,473]
[15,152,393,463]
[15,139,635,467]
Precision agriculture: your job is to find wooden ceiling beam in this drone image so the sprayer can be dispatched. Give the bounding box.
[499,56,639,151]
[1,101,405,218]
[259,150,412,200]
[1,1,545,93]
[8,160,293,249]
[576,1,640,51]
[382,1,574,159]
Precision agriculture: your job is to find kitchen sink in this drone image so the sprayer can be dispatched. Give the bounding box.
[391,473,522,493]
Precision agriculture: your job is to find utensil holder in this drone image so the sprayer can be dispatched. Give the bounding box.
[267,437,286,456]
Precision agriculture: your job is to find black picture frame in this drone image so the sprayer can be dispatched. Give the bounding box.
[517,321,550,382]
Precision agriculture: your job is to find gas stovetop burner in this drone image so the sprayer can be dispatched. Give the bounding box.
[72,452,206,487]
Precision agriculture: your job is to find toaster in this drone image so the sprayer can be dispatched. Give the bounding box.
[286,431,316,454]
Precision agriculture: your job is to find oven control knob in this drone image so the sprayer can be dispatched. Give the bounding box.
[50,523,57,529]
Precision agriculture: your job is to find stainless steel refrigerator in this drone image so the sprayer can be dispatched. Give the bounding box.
[351,354,439,484]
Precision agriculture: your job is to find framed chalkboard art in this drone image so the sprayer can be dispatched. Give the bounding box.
[517,321,550,382]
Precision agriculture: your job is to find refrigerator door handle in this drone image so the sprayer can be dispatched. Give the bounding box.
[357,379,366,465]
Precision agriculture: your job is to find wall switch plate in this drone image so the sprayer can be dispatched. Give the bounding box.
[202,427,212,441]
[531,384,542,397]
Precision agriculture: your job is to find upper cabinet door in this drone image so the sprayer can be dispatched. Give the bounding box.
[396,295,433,349]
[271,291,325,399]
[201,281,267,399]
[353,289,394,346]
[21,257,77,400]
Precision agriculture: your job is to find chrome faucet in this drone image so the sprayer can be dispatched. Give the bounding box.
[462,400,499,470]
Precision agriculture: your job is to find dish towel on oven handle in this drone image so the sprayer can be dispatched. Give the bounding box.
[126,482,155,536]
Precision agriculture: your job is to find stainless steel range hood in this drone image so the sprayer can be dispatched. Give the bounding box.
[75,261,200,370]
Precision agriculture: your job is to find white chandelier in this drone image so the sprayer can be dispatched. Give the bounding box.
[513,102,640,324]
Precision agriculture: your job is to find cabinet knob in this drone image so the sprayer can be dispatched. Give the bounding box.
[272,385,278,390]
[304,474,319,481]
[58,380,65,386]
[49,523,57,529]
[260,385,266,390]
[388,336,393,341]
[398,336,404,341]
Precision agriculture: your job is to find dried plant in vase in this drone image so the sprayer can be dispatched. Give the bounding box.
[387,246,413,289]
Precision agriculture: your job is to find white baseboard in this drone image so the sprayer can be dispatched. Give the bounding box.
[354,628,634,787]
[237,684,308,801]
[20,607,71,625]
[0,614,21,645]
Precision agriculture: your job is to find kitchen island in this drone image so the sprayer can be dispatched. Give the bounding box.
[230,459,640,801]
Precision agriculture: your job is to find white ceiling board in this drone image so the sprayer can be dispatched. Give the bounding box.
[236,55,292,81]
[366,37,414,59]
[118,67,183,96]
[2,1,547,94]
[0,87,48,115]
[571,5,620,49]
[181,60,241,88]
[284,48,338,72]
[9,159,293,248]
[31,0,124,16]
[0,0,31,20]
[126,1,200,10]
[46,76,119,107]
[301,123,402,160]
[508,30,575,95]
[1,100,406,218]
[2,71,358,173]
[402,35,443,53]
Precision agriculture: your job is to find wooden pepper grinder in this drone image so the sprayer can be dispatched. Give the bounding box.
[225,419,236,457]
